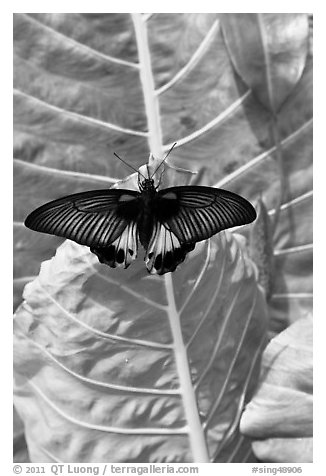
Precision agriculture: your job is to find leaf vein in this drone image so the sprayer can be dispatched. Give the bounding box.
[271,293,313,299]
[92,267,168,311]
[211,334,267,462]
[179,241,211,314]
[156,20,219,96]
[194,282,243,390]
[215,118,313,188]
[274,244,313,255]
[14,158,118,184]
[23,335,180,395]
[186,250,227,349]
[204,289,258,425]
[27,380,188,434]
[23,13,140,69]
[164,91,251,150]
[38,281,170,348]
[14,89,148,138]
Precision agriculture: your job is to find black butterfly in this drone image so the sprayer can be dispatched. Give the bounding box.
[25,152,256,275]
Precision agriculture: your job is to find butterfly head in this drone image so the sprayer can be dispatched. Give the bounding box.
[138,166,158,192]
[138,177,156,192]
[137,161,162,192]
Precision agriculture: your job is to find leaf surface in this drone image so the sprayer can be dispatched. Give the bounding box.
[14,13,312,333]
[14,233,267,462]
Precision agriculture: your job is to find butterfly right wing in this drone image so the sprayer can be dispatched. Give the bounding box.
[25,189,141,268]
[156,185,256,243]
[145,185,256,275]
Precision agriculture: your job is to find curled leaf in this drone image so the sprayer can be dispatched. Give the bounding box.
[252,437,312,463]
[221,13,309,112]
[240,316,312,461]
[14,233,267,462]
[249,198,275,300]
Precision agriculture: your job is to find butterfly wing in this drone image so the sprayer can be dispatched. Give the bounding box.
[90,219,139,269]
[145,221,195,275]
[145,185,256,274]
[156,186,256,242]
[25,185,256,274]
[25,189,141,268]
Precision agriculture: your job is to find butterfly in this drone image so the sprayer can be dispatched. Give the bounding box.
[25,146,256,275]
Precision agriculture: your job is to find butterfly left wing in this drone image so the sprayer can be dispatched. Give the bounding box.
[145,221,196,275]
[25,189,141,269]
[145,185,256,274]
[90,219,139,269]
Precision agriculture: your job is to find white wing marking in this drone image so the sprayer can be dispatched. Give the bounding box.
[91,221,138,269]
[145,222,195,275]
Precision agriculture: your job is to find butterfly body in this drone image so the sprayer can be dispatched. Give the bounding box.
[135,179,158,248]
[25,169,256,275]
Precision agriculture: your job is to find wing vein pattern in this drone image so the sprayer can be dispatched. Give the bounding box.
[25,189,141,248]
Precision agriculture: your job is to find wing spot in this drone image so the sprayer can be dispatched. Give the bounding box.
[107,246,116,260]
[162,192,178,200]
[154,254,162,270]
[163,251,174,269]
[118,194,137,202]
[117,249,125,263]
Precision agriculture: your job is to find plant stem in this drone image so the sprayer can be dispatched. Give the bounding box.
[165,274,210,462]
[131,14,163,158]
[132,13,210,462]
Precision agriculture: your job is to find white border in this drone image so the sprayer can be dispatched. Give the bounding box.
[5,5,320,474]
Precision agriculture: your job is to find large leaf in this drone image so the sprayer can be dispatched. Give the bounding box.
[14,13,312,333]
[14,230,267,462]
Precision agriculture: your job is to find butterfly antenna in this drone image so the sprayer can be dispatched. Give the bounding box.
[113,152,147,180]
[150,142,177,178]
